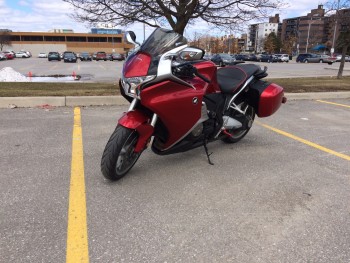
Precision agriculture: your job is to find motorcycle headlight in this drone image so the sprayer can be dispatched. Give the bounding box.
[121,75,156,98]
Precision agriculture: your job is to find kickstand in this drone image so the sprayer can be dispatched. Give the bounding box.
[203,139,214,165]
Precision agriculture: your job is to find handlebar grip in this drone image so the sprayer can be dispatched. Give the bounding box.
[193,69,210,83]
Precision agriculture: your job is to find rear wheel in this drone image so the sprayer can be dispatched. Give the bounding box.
[222,103,255,143]
[101,125,142,180]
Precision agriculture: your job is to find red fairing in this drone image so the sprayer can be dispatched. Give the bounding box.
[118,111,154,152]
[194,61,220,93]
[141,80,205,149]
[123,52,151,78]
[258,83,284,117]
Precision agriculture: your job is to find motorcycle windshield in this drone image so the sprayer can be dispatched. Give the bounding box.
[140,27,187,56]
[124,28,187,77]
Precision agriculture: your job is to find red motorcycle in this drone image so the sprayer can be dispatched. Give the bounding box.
[101,28,286,180]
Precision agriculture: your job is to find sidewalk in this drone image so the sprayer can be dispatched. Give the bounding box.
[0,92,349,108]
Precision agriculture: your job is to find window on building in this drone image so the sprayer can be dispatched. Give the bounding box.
[87,37,108,42]
[21,35,44,41]
[44,36,66,41]
[66,36,87,42]
[10,35,21,41]
[108,37,122,43]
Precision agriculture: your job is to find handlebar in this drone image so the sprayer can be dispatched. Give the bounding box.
[172,62,211,83]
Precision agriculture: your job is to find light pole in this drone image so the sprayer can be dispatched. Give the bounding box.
[331,0,340,55]
[143,23,145,43]
[306,19,318,53]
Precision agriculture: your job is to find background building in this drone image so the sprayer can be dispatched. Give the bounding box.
[248,14,281,52]
[280,5,346,54]
[3,30,133,55]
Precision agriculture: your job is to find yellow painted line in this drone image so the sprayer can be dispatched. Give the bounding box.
[257,122,350,161]
[66,107,89,263]
[316,100,350,108]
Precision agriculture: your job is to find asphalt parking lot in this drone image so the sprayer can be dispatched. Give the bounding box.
[1,98,349,262]
[1,57,350,81]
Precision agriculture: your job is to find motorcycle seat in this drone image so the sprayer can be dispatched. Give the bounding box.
[217,64,263,93]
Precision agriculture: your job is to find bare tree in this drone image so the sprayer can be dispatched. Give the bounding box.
[264,32,280,53]
[0,31,11,51]
[282,35,296,55]
[63,0,285,35]
[326,0,350,78]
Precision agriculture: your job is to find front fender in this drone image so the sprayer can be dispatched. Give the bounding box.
[118,110,154,152]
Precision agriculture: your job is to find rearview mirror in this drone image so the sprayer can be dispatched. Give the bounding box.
[179,47,204,61]
[124,31,138,45]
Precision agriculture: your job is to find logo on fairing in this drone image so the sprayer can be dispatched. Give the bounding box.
[192,97,198,105]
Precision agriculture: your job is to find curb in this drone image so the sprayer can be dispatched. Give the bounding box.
[0,92,349,108]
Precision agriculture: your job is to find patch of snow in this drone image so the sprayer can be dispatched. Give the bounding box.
[0,67,29,82]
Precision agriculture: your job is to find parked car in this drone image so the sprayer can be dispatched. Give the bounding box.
[297,53,335,64]
[63,52,77,63]
[235,54,249,61]
[296,53,312,63]
[109,53,125,61]
[19,50,32,57]
[0,53,7,61]
[211,53,235,66]
[38,52,47,58]
[246,54,258,61]
[95,51,107,61]
[275,54,289,62]
[259,54,278,63]
[203,54,212,60]
[15,51,30,58]
[335,54,350,62]
[48,52,61,61]
[79,52,92,61]
[2,51,14,59]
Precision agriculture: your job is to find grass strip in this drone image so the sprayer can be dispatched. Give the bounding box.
[266,76,350,93]
[0,82,119,97]
[0,76,349,97]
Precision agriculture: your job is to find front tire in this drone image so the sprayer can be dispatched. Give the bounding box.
[101,125,142,180]
[222,104,255,143]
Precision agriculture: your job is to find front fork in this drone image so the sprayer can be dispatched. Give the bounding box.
[119,98,158,152]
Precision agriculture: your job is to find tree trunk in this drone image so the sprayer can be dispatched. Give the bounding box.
[337,45,348,79]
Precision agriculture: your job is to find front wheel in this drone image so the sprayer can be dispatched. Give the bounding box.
[222,104,255,143]
[101,125,142,180]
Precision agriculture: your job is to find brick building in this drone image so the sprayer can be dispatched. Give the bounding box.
[281,5,349,54]
[3,30,133,55]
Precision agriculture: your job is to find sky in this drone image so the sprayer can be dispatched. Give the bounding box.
[0,0,327,41]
